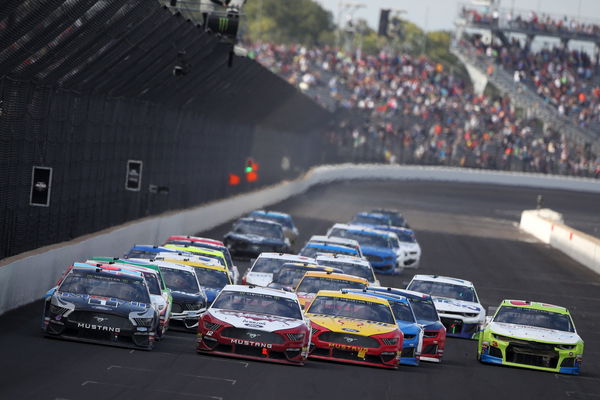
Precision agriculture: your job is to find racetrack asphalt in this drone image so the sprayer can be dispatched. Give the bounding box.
[0,180,598,400]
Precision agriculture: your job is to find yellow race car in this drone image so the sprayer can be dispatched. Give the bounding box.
[305,290,404,369]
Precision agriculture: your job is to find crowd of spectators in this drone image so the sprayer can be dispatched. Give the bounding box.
[461,7,600,39]
[466,35,600,130]
[250,42,600,178]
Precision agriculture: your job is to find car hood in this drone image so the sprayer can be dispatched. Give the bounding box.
[225,233,283,245]
[55,292,150,314]
[208,309,304,331]
[308,314,398,336]
[419,320,445,332]
[399,242,420,251]
[433,297,483,314]
[489,322,581,344]
[246,272,274,287]
[396,321,421,336]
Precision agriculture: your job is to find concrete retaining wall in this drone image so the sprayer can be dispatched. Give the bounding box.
[520,209,600,276]
[2,164,600,315]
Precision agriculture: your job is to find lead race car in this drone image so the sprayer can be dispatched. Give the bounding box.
[197,285,311,365]
[478,300,584,375]
[42,264,159,350]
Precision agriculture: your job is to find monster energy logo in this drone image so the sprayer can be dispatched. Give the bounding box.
[218,17,229,32]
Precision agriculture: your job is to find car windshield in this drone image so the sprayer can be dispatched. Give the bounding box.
[318,260,374,282]
[296,276,366,293]
[331,229,391,249]
[408,297,439,322]
[494,306,575,332]
[299,245,357,258]
[308,296,395,325]
[396,231,416,243]
[234,221,283,239]
[351,215,389,226]
[125,249,157,259]
[408,280,476,303]
[194,268,229,289]
[273,266,311,286]
[251,257,290,273]
[158,267,200,294]
[59,270,150,303]
[389,301,416,323]
[212,291,302,319]
[141,272,161,295]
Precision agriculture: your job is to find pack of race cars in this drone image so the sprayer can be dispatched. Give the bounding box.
[41,208,585,375]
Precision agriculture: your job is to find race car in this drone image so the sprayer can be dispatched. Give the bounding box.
[160,257,232,305]
[294,271,369,309]
[306,290,404,369]
[369,287,446,363]
[163,237,238,282]
[327,224,405,274]
[149,260,208,331]
[223,217,291,257]
[304,235,364,258]
[407,275,485,339]
[241,253,316,287]
[42,264,159,350]
[369,208,410,228]
[85,260,172,339]
[162,245,239,284]
[315,254,380,286]
[247,210,299,245]
[197,285,311,365]
[477,300,584,375]
[347,288,423,366]
[267,262,342,291]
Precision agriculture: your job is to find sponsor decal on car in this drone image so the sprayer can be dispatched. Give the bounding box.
[230,338,272,348]
[76,322,121,333]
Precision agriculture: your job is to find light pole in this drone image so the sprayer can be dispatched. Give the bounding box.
[336,1,366,50]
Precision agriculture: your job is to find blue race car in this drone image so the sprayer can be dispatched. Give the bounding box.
[248,210,299,245]
[326,224,402,274]
[125,245,184,259]
[347,288,423,366]
[369,287,447,363]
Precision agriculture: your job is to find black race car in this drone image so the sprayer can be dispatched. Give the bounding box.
[223,217,291,257]
[42,264,159,350]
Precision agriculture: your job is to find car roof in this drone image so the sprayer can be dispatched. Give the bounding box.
[411,274,475,288]
[256,253,315,262]
[237,217,283,227]
[309,235,360,247]
[346,288,410,304]
[250,210,291,219]
[165,235,224,246]
[129,245,175,252]
[329,223,398,239]
[302,271,369,283]
[355,212,389,220]
[221,284,299,300]
[368,286,433,300]
[164,244,225,257]
[71,262,144,279]
[129,258,197,273]
[162,258,228,272]
[499,299,570,314]
[312,290,390,305]
[85,260,159,276]
[316,254,371,267]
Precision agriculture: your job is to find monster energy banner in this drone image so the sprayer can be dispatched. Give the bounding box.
[206,14,239,36]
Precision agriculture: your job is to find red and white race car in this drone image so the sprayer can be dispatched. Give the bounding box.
[197,285,311,365]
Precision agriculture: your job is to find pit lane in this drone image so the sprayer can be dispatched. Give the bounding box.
[0,180,599,400]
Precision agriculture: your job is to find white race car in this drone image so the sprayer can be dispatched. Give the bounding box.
[242,253,316,287]
[197,285,311,364]
[407,274,485,339]
[314,254,380,286]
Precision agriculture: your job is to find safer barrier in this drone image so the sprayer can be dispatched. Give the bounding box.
[2,164,600,315]
[520,209,600,276]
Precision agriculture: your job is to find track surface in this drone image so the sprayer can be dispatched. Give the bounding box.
[1,181,599,400]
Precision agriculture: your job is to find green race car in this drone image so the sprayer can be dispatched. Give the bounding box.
[478,300,583,375]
